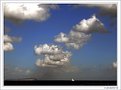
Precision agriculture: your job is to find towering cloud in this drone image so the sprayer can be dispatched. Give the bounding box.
[4,3,58,23]
[34,44,71,67]
[4,35,22,52]
[55,15,107,49]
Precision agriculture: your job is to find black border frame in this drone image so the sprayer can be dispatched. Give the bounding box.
[4,80,117,86]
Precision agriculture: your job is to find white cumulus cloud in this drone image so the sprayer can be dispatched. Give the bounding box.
[34,44,71,67]
[4,34,22,52]
[34,44,62,55]
[73,15,107,33]
[4,42,14,51]
[55,15,107,49]
[54,32,69,43]
[4,3,58,23]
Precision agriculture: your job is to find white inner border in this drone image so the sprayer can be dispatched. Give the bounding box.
[0,0,120,90]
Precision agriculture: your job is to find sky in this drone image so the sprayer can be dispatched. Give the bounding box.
[4,3,117,80]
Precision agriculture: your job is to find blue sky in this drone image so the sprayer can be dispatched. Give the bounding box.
[4,4,117,80]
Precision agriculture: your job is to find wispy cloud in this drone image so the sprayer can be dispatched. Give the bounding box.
[4,34,22,43]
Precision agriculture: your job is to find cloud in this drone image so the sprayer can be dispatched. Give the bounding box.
[5,65,32,80]
[66,31,91,49]
[4,42,14,51]
[73,15,107,33]
[34,44,72,67]
[87,4,117,17]
[74,4,117,18]
[54,32,69,43]
[4,3,58,23]
[113,61,117,68]
[5,63,116,80]
[31,64,79,80]
[85,4,116,10]
[34,44,62,55]
[4,34,22,43]
[73,4,117,26]
[55,15,107,49]
[4,34,22,52]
